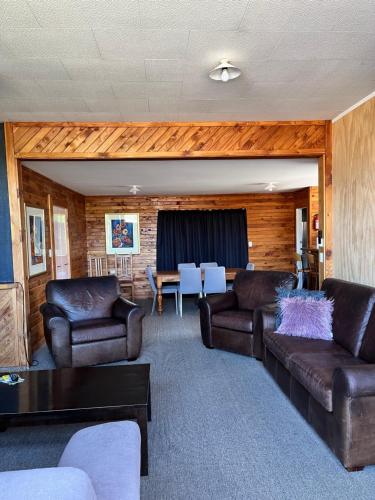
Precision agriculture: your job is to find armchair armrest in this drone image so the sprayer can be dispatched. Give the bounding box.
[333,365,375,399]
[198,291,237,348]
[253,303,278,360]
[113,298,145,360]
[40,303,72,368]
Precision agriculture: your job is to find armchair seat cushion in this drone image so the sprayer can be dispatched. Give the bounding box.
[212,310,253,333]
[71,318,126,345]
[264,331,344,369]
[288,351,366,412]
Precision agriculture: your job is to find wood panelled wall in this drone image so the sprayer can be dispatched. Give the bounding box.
[333,97,375,286]
[85,193,297,299]
[294,186,319,248]
[21,166,87,350]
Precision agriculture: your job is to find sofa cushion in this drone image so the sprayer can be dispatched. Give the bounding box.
[212,310,253,333]
[0,467,97,500]
[233,270,296,311]
[71,318,126,345]
[59,421,141,500]
[264,331,346,369]
[288,351,366,412]
[321,278,375,357]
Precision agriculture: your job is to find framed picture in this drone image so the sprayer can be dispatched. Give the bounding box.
[25,206,47,277]
[105,213,140,255]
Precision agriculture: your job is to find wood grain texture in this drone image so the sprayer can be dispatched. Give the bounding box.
[333,97,375,286]
[12,122,326,159]
[21,166,87,350]
[0,283,28,367]
[294,186,320,248]
[85,192,297,300]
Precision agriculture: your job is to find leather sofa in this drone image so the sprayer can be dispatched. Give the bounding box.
[198,270,297,357]
[257,278,375,471]
[40,276,145,368]
[0,421,141,500]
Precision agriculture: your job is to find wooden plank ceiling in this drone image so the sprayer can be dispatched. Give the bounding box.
[11,121,327,159]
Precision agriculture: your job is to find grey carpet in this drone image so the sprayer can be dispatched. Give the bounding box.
[1,297,375,499]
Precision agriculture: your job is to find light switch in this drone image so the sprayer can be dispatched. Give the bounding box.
[248,241,253,248]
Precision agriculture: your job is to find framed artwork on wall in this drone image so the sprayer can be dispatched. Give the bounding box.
[105,213,140,255]
[25,206,47,277]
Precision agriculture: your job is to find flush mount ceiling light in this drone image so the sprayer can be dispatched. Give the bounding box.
[129,185,141,195]
[209,59,241,83]
[265,182,278,192]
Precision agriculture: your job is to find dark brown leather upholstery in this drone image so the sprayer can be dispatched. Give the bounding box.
[198,270,297,357]
[40,276,145,368]
[260,278,375,470]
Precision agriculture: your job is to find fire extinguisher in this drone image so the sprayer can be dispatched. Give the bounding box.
[313,214,319,230]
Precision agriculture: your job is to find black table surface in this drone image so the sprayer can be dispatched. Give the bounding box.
[0,364,150,415]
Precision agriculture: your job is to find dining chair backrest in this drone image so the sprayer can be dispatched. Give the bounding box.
[146,265,157,293]
[199,262,218,269]
[177,263,196,270]
[246,263,255,271]
[203,266,226,294]
[88,254,108,277]
[179,268,202,294]
[114,254,133,279]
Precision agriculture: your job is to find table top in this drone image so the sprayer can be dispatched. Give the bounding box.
[0,364,150,416]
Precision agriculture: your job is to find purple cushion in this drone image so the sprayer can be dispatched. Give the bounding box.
[276,296,333,340]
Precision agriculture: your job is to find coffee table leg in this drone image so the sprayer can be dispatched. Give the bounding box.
[136,408,148,476]
[147,384,151,422]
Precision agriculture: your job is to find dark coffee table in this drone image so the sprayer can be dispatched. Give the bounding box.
[0,364,151,475]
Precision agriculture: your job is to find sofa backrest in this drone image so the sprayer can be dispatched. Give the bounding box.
[321,278,375,357]
[46,276,120,322]
[358,307,375,362]
[233,270,297,311]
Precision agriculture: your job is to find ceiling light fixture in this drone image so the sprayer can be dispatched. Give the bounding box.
[209,59,241,83]
[129,185,141,195]
[265,182,277,192]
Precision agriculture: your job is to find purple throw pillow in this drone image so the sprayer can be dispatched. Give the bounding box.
[276,296,334,340]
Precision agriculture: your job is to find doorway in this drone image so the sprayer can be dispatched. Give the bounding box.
[52,206,71,280]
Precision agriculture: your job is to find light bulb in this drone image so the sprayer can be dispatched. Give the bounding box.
[221,68,229,82]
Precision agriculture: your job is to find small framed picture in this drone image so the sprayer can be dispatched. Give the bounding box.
[105,213,140,255]
[25,206,47,277]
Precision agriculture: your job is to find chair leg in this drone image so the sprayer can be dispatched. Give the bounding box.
[151,293,156,315]
[174,292,178,315]
[179,293,183,317]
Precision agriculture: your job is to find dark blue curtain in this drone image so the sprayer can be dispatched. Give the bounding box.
[0,123,14,282]
[156,209,248,271]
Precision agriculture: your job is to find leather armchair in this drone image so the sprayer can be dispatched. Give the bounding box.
[40,276,145,368]
[198,270,297,357]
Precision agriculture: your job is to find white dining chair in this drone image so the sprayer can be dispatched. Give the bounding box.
[146,265,178,315]
[203,266,226,296]
[178,268,202,317]
[177,263,196,270]
[199,262,218,269]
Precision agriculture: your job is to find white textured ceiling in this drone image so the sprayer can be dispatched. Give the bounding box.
[1,0,375,122]
[23,158,318,195]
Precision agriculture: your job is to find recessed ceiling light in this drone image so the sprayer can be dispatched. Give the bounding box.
[129,185,141,195]
[209,59,241,83]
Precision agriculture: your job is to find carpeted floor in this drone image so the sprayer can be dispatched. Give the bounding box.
[1,297,375,499]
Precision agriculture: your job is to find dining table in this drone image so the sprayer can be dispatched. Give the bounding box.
[155,268,243,315]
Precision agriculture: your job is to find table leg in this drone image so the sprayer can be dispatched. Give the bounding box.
[136,409,148,476]
[156,280,163,315]
[147,384,152,422]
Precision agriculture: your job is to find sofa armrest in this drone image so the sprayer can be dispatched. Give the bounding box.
[113,298,145,360]
[253,303,278,360]
[198,292,237,348]
[333,365,375,399]
[40,303,72,368]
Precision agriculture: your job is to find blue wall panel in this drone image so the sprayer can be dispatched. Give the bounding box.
[0,123,14,282]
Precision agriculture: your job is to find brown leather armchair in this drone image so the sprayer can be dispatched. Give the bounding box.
[40,276,145,368]
[198,270,297,357]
